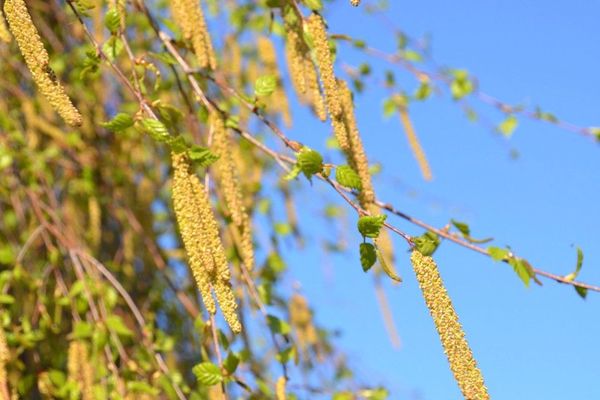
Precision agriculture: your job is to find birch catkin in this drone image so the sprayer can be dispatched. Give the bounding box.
[3,0,82,126]
[170,0,216,69]
[67,341,94,400]
[171,152,242,333]
[410,251,489,400]
[0,327,9,400]
[307,14,342,119]
[0,12,11,43]
[210,112,255,272]
[399,106,432,181]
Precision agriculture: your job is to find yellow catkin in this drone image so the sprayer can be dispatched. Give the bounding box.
[67,341,94,400]
[171,152,242,333]
[289,294,318,357]
[399,106,432,181]
[410,251,489,400]
[88,197,101,249]
[3,0,82,126]
[224,35,242,83]
[170,0,216,69]
[338,80,374,206]
[306,14,342,119]
[304,58,327,121]
[284,27,307,95]
[257,36,292,127]
[275,376,286,400]
[0,12,11,43]
[0,327,9,400]
[210,112,255,272]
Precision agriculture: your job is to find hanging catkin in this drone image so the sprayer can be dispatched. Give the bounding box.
[338,80,374,206]
[3,0,82,126]
[306,14,342,119]
[210,112,255,272]
[0,327,9,400]
[67,341,94,400]
[0,12,11,43]
[257,36,292,127]
[171,151,242,333]
[399,106,432,181]
[410,251,489,400]
[170,0,216,69]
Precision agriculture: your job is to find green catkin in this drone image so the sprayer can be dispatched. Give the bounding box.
[306,14,342,119]
[410,251,489,400]
[399,106,433,181]
[210,112,255,271]
[3,0,82,126]
[170,0,216,69]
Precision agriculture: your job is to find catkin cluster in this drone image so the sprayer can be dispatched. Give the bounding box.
[170,0,216,69]
[399,106,432,181]
[289,294,318,357]
[284,11,327,121]
[3,0,82,126]
[210,111,255,272]
[67,341,94,400]
[257,36,292,127]
[410,251,489,400]
[171,152,241,333]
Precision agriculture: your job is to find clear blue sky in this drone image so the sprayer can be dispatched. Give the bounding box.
[274,1,600,399]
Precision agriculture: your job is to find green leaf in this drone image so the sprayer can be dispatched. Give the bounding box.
[359,243,377,272]
[254,75,277,97]
[127,382,160,395]
[140,118,170,142]
[499,115,518,137]
[101,113,134,132]
[335,165,362,190]
[508,257,535,287]
[102,36,123,61]
[413,231,440,256]
[403,50,422,62]
[266,315,291,335]
[275,346,295,363]
[105,315,133,337]
[72,321,93,339]
[451,219,470,236]
[193,362,223,386]
[575,285,588,299]
[223,352,240,375]
[188,145,219,167]
[283,165,302,181]
[488,246,510,261]
[297,147,323,178]
[357,215,387,239]
[414,82,431,100]
[382,98,397,118]
[563,247,584,282]
[0,294,14,305]
[104,8,120,33]
[360,388,389,400]
[450,69,474,100]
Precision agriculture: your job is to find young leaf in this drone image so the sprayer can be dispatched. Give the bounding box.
[254,75,277,97]
[104,8,120,33]
[360,243,376,272]
[266,315,291,335]
[574,285,588,299]
[451,219,470,236]
[193,362,223,386]
[297,147,323,178]
[140,118,170,142]
[223,352,240,375]
[508,257,535,287]
[413,231,440,256]
[563,247,584,282]
[335,165,362,190]
[101,113,133,132]
[188,145,219,167]
[499,115,518,137]
[357,215,387,239]
[488,246,510,261]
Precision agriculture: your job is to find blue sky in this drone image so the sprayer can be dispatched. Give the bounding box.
[275,1,600,399]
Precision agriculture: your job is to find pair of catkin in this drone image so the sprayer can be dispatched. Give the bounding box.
[209,111,255,272]
[171,151,241,333]
[3,0,82,126]
[410,250,489,400]
[257,36,292,127]
[284,12,327,121]
[67,341,94,400]
[170,0,216,69]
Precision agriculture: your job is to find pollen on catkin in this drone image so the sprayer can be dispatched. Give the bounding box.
[0,327,9,400]
[0,12,11,43]
[410,250,489,400]
[210,112,255,271]
[170,0,216,69]
[3,0,82,126]
[171,152,242,333]
[67,341,94,400]
[306,14,342,119]
[399,106,433,181]
[338,80,374,206]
